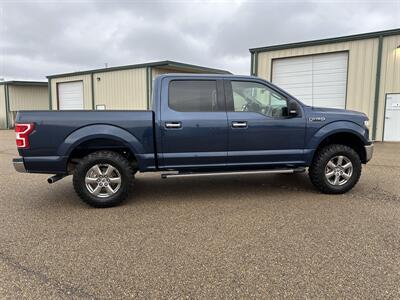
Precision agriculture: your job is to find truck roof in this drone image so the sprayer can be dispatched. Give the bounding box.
[156,73,258,80]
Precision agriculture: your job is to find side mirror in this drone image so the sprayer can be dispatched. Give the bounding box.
[287,101,299,117]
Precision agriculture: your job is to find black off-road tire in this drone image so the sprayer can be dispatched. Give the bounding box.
[73,151,134,208]
[309,144,362,194]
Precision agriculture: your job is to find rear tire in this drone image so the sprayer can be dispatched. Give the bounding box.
[73,151,134,208]
[309,144,361,194]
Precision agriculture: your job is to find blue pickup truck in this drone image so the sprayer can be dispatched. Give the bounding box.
[13,74,373,207]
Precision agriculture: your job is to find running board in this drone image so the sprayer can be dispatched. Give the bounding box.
[161,168,305,179]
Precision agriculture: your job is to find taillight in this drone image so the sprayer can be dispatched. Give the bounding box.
[15,123,35,149]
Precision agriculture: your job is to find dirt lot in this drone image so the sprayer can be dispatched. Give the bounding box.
[1,129,400,299]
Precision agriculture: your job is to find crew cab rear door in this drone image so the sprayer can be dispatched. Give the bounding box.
[159,77,228,169]
[225,79,306,167]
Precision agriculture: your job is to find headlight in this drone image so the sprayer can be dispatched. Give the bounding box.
[364,120,370,127]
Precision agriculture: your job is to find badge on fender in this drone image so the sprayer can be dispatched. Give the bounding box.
[309,117,326,122]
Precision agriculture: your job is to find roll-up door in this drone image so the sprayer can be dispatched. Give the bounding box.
[272,52,348,109]
[58,81,84,110]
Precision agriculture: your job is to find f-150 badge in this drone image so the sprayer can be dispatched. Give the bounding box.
[309,117,326,122]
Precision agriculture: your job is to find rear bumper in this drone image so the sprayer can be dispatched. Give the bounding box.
[13,155,68,174]
[13,157,27,173]
[365,143,374,162]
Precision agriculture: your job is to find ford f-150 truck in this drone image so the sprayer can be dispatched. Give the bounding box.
[13,74,373,207]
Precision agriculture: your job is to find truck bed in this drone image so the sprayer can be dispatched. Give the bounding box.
[16,110,155,173]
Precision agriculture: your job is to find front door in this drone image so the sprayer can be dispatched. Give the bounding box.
[384,94,400,142]
[159,78,228,170]
[225,79,306,168]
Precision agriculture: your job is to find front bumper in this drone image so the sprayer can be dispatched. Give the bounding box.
[13,157,27,173]
[365,144,374,162]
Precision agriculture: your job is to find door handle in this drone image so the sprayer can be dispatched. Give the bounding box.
[232,121,247,128]
[165,121,182,129]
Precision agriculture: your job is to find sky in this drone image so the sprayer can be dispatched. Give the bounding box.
[0,0,399,81]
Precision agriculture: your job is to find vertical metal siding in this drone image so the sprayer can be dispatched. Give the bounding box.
[8,85,49,111]
[257,38,379,138]
[51,75,92,109]
[376,35,400,141]
[0,85,6,129]
[93,68,147,110]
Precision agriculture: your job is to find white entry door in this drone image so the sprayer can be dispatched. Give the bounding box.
[384,94,400,142]
[272,52,348,109]
[58,81,84,110]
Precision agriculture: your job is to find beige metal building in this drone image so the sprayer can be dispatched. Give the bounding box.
[47,60,230,111]
[0,81,49,129]
[250,28,400,141]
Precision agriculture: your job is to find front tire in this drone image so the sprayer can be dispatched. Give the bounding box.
[309,144,361,194]
[73,151,134,207]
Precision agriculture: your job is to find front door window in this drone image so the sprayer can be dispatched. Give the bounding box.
[231,81,288,118]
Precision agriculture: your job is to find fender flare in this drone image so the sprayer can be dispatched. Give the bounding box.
[305,121,368,163]
[58,124,145,162]
[307,121,368,150]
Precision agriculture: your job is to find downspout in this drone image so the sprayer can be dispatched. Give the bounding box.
[48,78,52,109]
[4,84,10,129]
[146,66,152,109]
[91,73,95,109]
[149,67,153,108]
[254,51,259,76]
[250,51,254,75]
[372,35,383,141]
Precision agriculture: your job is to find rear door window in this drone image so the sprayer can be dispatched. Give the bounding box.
[168,80,218,112]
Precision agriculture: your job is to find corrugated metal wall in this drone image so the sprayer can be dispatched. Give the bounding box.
[256,38,380,126]
[7,85,49,128]
[8,85,48,111]
[51,75,92,109]
[376,35,400,141]
[93,68,147,110]
[0,85,6,129]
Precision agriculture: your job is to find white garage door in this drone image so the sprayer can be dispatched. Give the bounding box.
[272,52,348,109]
[58,81,84,110]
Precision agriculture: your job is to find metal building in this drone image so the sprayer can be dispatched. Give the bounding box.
[250,28,400,141]
[47,60,230,111]
[0,81,49,129]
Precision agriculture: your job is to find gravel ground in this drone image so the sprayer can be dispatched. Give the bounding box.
[1,129,400,299]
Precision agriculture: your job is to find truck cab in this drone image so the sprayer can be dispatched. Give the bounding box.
[157,75,305,170]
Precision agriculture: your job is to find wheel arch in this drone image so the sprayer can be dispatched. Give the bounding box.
[314,132,367,163]
[58,125,146,171]
[307,122,369,164]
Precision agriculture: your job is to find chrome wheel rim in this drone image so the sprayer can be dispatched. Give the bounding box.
[325,155,353,186]
[85,164,121,198]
